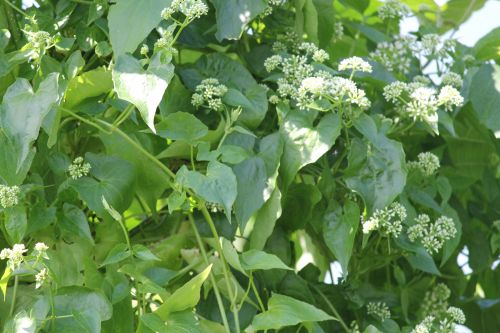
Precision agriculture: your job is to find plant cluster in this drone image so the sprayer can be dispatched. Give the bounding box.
[0,0,499,333]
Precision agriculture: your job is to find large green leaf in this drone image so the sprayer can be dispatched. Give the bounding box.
[0,73,59,170]
[438,0,487,33]
[108,0,171,56]
[59,203,94,244]
[209,0,267,41]
[113,53,175,132]
[155,265,211,318]
[345,114,407,213]
[249,188,282,250]
[53,287,112,333]
[279,108,341,188]
[252,293,334,330]
[71,153,136,216]
[156,111,208,141]
[0,131,34,185]
[64,68,113,108]
[176,161,237,222]
[473,27,500,61]
[4,206,27,244]
[323,200,360,276]
[240,250,292,272]
[469,64,500,133]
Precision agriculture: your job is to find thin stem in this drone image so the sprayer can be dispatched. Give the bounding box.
[113,104,134,127]
[188,214,231,333]
[70,0,94,4]
[3,0,28,18]
[190,145,196,171]
[199,205,240,333]
[59,107,111,134]
[250,274,266,313]
[49,284,56,332]
[311,285,350,333]
[9,275,18,316]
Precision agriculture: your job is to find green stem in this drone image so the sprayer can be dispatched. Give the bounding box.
[188,214,231,333]
[250,274,266,313]
[113,104,134,128]
[311,285,349,333]
[49,284,56,332]
[199,205,240,333]
[1,0,22,47]
[9,275,18,316]
[190,145,196,171]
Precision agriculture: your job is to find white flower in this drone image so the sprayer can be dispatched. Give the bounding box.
[383,81,407,103]
[446,307,465,324]
[333,22,344,41]
[405,87,438,121]
[338,56,372,73]
[191,78,228,111]
[140,44,149,56]
[312,49,329,63]
[0,185,20,208]
[407,215,456,254]
[370,36,415,73]
[68,157,91,180]
[378,0,411,20]
[300,77,326,94]
[34,242,49,252]
[367,302,391,321]
[264,55,283,72]
[438,85,463,111]
[441,72,463,88]
[0,244,28,269]
[362,202,406,237]
[162,0,208,20]
[408,152,440,176]
[411,316,435,333]
[35,268,49,289]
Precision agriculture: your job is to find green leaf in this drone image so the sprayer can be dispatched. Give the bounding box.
[155,265,212,318]
[59,203,94,244]
[252,293,334,330]
[0,73,59,170]
[113,53,175,132]
[233,156,267,229]
[64,68,112,108]
[156,111,208,141]
[101,243,131,266]
[249,188,282,250]
[176,161,237,223]
[279,108,341,188]
[0,131,34,185]
[0,267,11,300]
[4,206,27,244]
[71,153,136,216]
[279,183,322,231]
[345,114,407,212]
[473,27,500,61]
[133,244,160,261]
[405,248,440,275]
[240,250,292,272]
[65,51,85,79]
[141,311,202,333]
[221,238,246,274]
[323,200,360,276]
[209,0,267,41]
[108,0,171,56]
[53,287,112,333]
[469,64,500,132]
[439,0,486,33]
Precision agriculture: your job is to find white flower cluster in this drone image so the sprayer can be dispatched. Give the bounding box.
[408,152,440,176]
[441,72,463,88]
[25,30,52,50]
[191,78,228,111]
[407,215,457,254]
[411,307,465,333]
[420,283,451,317]
[333,22,344,41]
[378,0,411,21]
[298,42,330,62]
[338,56,372,74]
[0,244,28,269]
[0,185,20,208]
[297,74,371,110]
[362,202,407,237]
[271,31,301,53]
[370,36,415,73]
[419,34,456,57]
[68,157,91,180]
[261,0,287,17]
[161,0,208,20]
[35,268,49,289]
[383,81,463,124]
[367,302,391,321]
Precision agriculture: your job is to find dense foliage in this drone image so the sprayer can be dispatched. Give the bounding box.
[0,0,499,332]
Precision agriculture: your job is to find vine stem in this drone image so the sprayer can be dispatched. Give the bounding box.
[311,285,350,333]
[60,108,241,331]
[199,206,241,333]
[8,275,18,316]
[188,214,231,333]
